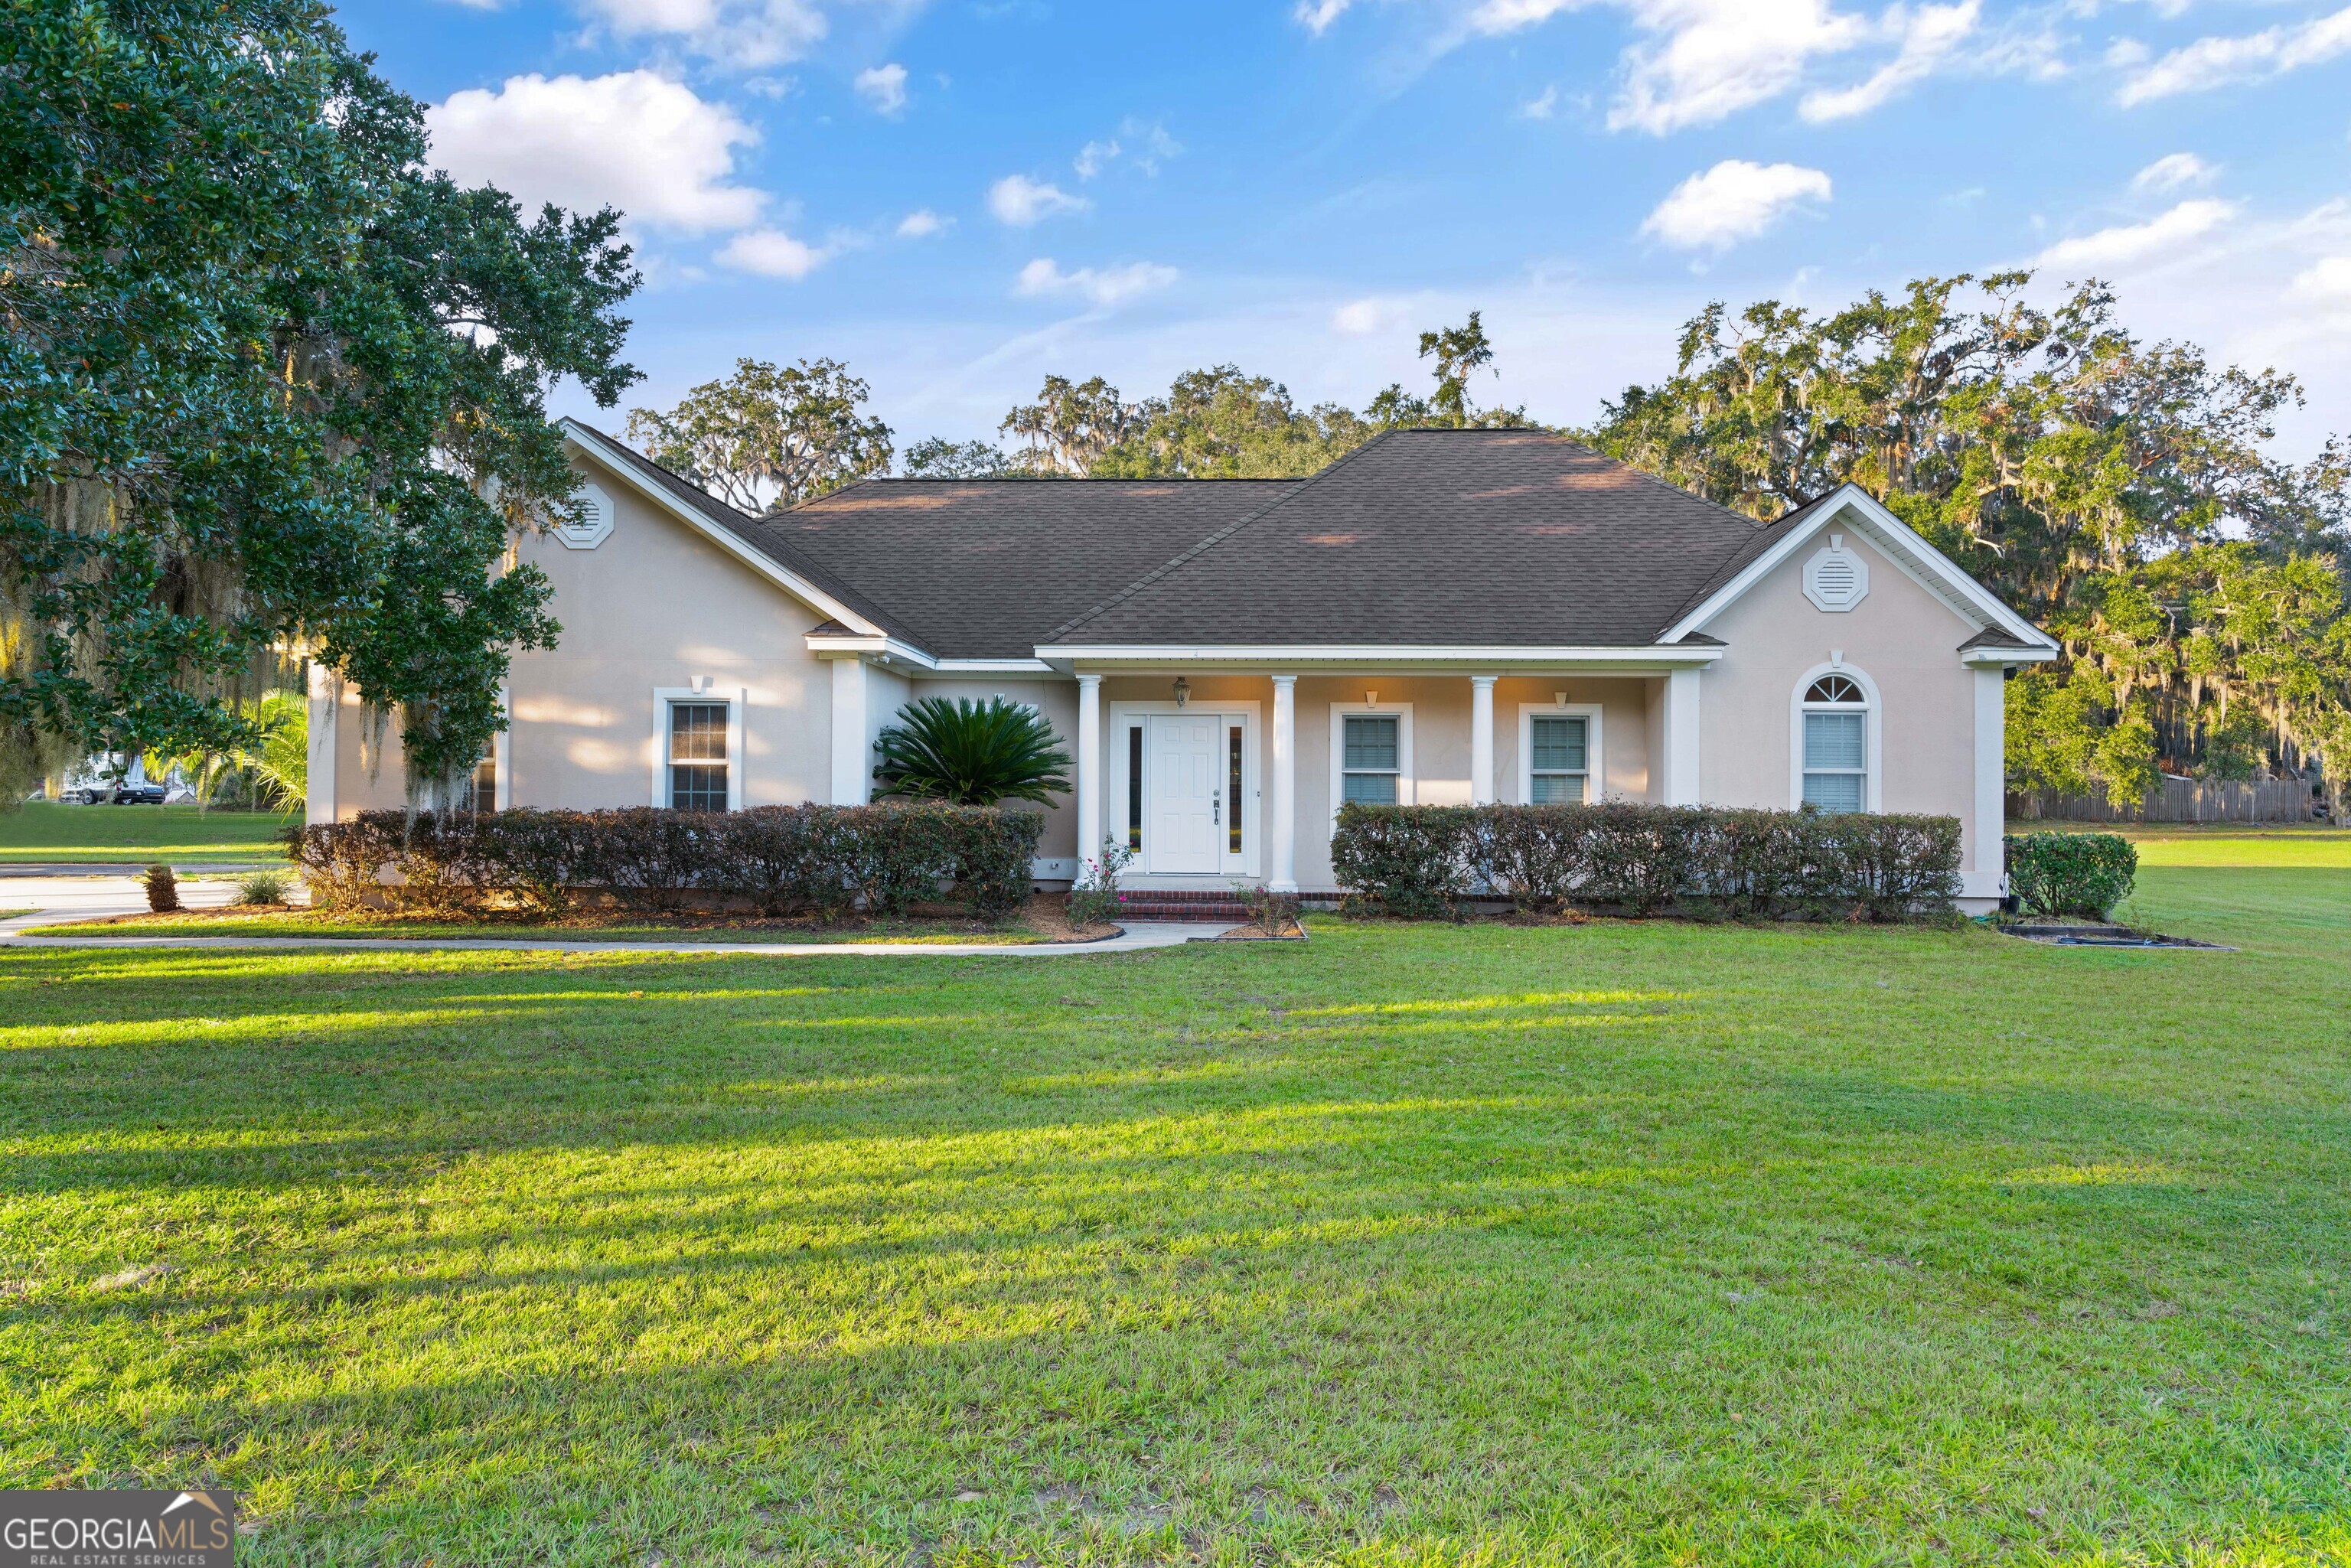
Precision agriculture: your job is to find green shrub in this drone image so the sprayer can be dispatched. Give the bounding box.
[284,816,397,910]
[2005,831,2137,919]
[285,803,1045,921]
[950,806,1048,918]
[475,809,585,916]
[1326,803,1964,921]
[1329,804,1479,918]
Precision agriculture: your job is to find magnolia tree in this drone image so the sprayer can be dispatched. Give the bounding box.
[3,0,640,808]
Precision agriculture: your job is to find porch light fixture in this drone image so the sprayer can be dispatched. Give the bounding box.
[1172,677,1190,708]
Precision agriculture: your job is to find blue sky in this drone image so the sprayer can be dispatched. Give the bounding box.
[350,0,2351,457]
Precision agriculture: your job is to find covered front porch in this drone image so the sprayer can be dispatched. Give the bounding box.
[1055,651,1721,893]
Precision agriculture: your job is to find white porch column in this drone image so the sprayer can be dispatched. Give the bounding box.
[1662,666,1703,805]
[1270,675,1297,892]
[305,661,339,826]
[829,657,869,804]
[1470,675,1498,805]
[1971,665,2007,898]
[1075,673,1103,868]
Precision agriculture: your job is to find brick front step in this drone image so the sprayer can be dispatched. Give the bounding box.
[1114,898,1252,923]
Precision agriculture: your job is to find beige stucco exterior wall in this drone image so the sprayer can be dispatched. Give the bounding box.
[503,450,835,810]
[1695,529,1987,869]
[313,449,840,820]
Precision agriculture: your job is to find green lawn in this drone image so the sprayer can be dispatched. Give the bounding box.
[36,908,1056,944]
[0,801,298,863]
[0,843,2345,1564]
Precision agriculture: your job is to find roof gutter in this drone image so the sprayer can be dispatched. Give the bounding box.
[1032,644,1730,674]
[1961,646,2059,668]
[803,631,1053,675]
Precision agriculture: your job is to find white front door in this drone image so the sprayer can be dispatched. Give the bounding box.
[1149,713,1224,874]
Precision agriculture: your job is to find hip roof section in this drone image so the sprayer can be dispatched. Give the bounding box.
[770,477,1300,659]
[1050,429,1792,647]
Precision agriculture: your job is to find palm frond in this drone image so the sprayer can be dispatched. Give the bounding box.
[872,696,1071,807]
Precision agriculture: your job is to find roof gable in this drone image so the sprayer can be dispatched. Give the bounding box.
[561,420,917,645]
[1660,482,2056,650]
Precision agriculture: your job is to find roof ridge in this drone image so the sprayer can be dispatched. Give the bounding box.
[1040,429,1402,644]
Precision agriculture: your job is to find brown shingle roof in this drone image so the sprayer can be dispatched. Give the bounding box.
[571,428,922,644]
[1052,429,1787,647]
[765,476,1299,659]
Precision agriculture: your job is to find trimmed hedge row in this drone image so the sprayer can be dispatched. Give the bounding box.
[1330,802,1965,921]
[285,804,1048,919]
[2004,831,2137,919]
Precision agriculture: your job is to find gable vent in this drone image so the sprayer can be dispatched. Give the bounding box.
[1802,540,1869,612]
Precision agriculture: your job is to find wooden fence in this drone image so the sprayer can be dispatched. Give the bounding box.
[2007,777,2323,824]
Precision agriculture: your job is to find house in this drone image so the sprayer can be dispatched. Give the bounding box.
[305,422,2057,912]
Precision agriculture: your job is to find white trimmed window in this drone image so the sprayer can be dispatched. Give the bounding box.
[1800,673,1869,813]
[652,686,743,811]
[1528,715,1589,801]
[669,703,729,810]
[1342,714,1400,803]
[1517,703,1604,804]
[1327,702,1415,820]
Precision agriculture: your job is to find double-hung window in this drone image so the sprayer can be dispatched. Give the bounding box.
[1528,715,1590,804]
[1342,714,1400,804]
[1800,674,1868,813]
[667,701,730,811]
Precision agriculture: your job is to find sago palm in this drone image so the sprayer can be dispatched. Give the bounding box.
[872,696,1071,807]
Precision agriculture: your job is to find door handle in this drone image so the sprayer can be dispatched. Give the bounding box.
[1212,791,1221,825]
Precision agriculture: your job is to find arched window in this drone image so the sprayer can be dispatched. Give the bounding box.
[1800,673,1870,813]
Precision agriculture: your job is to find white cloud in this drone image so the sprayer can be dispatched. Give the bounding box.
[1459,0,1870,134]
[1642,159,1833,251]
[1331,296,1414,335]
[577,0,829,69]
[1074,119,1182,180]
[425,71,764,234]
[2291,255,2351,311]
[1074,138,1119,179]
[854,62,908,116]
[1296,0,1351,34]
[2034,197,2238,272]
[896,208,947,237]
[989,174,1090,226]
[1519,84,1561,119]
[1307,0,2016,133]
[1015,257,1178,307]
[716,227,830,279]
[1800,1,1980,122]
[2116,5,2351,105]
[2131,152,2217,194]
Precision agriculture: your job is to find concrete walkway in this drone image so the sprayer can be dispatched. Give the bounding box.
[0,873,1222,957]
